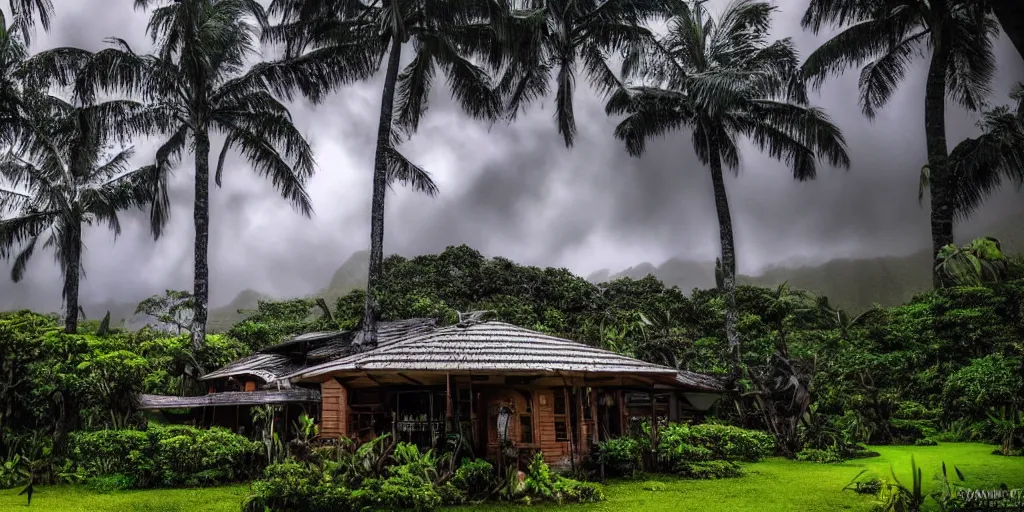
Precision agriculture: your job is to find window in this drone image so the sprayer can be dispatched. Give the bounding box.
[519,415,534,443]
[457,388,472,421]
[519,392,534,444]
[554,421,568,441]
[553,389,569,441]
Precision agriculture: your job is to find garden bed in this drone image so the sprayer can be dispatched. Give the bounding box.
[4,443,1022,512]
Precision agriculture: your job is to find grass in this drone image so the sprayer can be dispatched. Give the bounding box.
[2,443,1022,511]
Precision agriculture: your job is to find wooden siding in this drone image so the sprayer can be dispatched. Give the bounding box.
[535,389,571,465]
[320,379,348,438]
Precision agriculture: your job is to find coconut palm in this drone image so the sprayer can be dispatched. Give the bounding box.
[35,0,316,348]
[800,0,999,288]
[0,94,163,334]
[264,0,504,347]
[497,0,667,147]
[605,0,850,385]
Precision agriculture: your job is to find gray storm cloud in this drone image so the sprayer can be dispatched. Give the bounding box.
[2,0,1023,313]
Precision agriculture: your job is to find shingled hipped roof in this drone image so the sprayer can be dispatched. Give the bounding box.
[290,321,723,392]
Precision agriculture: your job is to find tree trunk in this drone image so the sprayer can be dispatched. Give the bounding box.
[708,135,741,386]
[191,130,211,350]
[62,223,82,334]
[926,18,953,288]
[993,0,1024,62]
[362,40,403,348]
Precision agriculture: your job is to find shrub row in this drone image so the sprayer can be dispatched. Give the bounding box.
[595,423,775,478]
[244,438,603,512]
[67,424,264,489]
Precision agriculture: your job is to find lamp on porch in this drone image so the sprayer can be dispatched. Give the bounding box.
[682,392,721,411]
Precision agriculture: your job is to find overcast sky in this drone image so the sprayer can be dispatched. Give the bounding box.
[2,0,1023,312]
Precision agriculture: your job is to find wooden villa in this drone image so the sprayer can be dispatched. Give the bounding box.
[137,315,724,468]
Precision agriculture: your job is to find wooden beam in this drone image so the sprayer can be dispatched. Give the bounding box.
[333,376,360,386]
[506,375,541,386]
[397,373,424,386]
[626,375,655,387]
[364,373,382,387]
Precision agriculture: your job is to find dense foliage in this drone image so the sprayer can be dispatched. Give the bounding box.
[595,423,775,478]
[0,310,249,487]
[243,437,602,511]
[67,424,264,490]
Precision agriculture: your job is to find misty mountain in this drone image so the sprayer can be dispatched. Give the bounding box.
[593,212,1023,312]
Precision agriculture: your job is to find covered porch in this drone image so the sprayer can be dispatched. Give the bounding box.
[307,370,722,469]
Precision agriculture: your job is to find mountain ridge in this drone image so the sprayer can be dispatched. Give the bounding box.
[9,212,1023,329]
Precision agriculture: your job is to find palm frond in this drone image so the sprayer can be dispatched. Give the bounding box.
[213,117,314,217]
[945,6,999,112]
[946,105,1024,219]
[381,146,439,196]
[427,31,503,124]
[856,30,927,118]
[394,39,438,133]
[606,86,692,157]
[555,58,577,147]
[801,12,920,91]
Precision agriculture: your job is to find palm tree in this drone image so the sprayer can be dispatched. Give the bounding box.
[264,0,503,347]
[605,0,850,385]
[36,0,317,348]
[497,0,667,147]
[801,0,999,288]
[0,94,163,334]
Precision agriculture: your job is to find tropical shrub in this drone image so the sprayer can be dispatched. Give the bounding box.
[796,447,846,464]
[245,445,601,511]
[594,437,645,477]
[661,423,775,462]
[674,460,743,479]
[67,424,264,488]
[449,458,495,501]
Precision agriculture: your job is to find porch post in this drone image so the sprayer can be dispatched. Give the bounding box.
[669,393,679,422]
[575,386,585,459]
[445,373,454,432]
[564,387,575,470]
[649,387,659,471]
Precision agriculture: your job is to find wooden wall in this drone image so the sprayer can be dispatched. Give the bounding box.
[320,379,348,438]
[534,388,571,464]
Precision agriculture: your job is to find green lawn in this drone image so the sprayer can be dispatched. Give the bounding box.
[3,443,1022,511]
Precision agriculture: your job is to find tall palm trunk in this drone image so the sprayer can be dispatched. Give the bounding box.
[992,0,1024,61]
[708,135,741,386]
[362,40,403,348]
[62,223,82,334]
[926,19,953,288]
[191,130,211,350]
